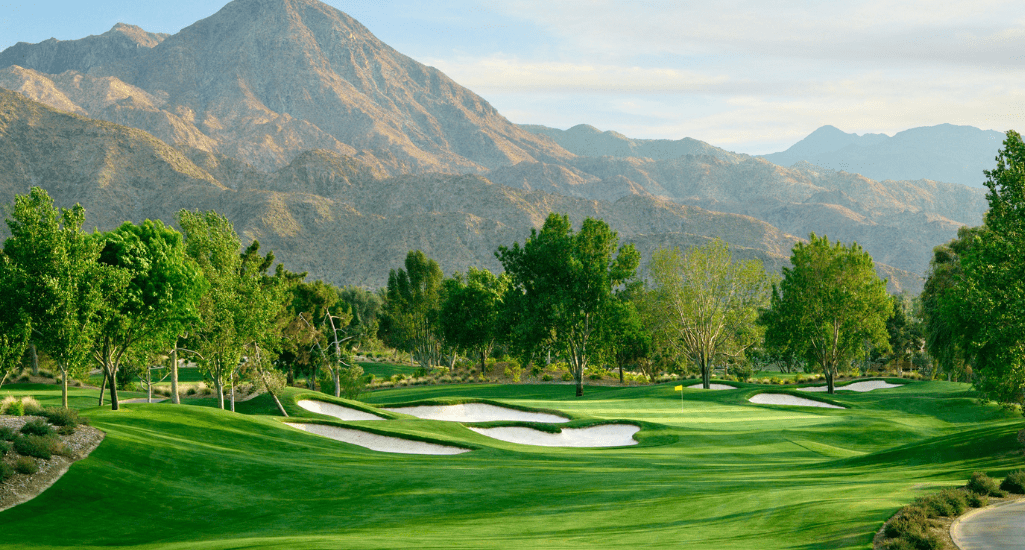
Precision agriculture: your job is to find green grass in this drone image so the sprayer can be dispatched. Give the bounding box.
[0,379,1022,549]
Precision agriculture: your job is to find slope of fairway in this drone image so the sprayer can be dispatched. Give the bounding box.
[0,380,1021,549]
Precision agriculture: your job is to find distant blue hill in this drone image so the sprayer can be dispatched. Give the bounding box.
[760,124,1005,188]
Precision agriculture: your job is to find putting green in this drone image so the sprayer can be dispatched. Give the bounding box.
[0,379,1021,549]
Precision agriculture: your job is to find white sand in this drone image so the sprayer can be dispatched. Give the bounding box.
[797,380,904,393]
[469,424,640,447]
[748,394,846,409]
[381,403,568,423]
[297,400,385,421]
[687,383,736,390]
[287,423,470,455]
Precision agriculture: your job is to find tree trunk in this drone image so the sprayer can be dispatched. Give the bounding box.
[230,375,236,413]
[619,363,624,384]
[147,367,153,403]
[98,373,106,406]
[575,366,583,397]
[480,350,486,376]
[825,365,835,394]
[30,343,39,376]
[215,376,224,410]
[286,364,294,386]
[170,348,180,405]
[333,368,341,398]
[702,359,711,390]
[61,368,69,409]
[108,369,120,411]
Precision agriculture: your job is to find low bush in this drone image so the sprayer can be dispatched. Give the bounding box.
[561,372,574,382]
[967,472,1006,497]
[13,434,64,460]
[884,505,929,538]
[1000,470,1025,494]
[15,455,38,475]
[20,418,51,436]
[541,373,554,382]
[0,461,13,482]
[21,396,42,415]
[5,399,24,416]
[966,492,988,508]
[57,424,76,436]
[0,439,10,456]
[0,395,16,415]
[0,426,16,441]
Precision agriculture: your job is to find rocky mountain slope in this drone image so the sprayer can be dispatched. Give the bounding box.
[760,124,1005,188]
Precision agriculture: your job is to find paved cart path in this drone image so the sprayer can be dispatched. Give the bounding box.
[952,498,1025,549]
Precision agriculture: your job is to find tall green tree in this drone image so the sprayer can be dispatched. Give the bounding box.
[762,234,892,394]
[497,213,639,397]
[645,240,772,389]
[381,251,445,369]
[441,267,510,375]
[93,219,206,410]
[0,254,31,391]
[2,187,125,408]
[885,293,924,372]
[930,131,1025,402]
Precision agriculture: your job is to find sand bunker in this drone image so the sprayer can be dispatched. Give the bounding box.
[687,383,736,390]
[381,403,568,423]
[748,394,845,409]
[297,400,385,421]
[468,425,640,447]
[288,423,469,455]
[797,380,903,393]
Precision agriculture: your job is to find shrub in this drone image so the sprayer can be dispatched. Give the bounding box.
[0,426,16,441]
[0,439,10,456]
[0,395,16,415]
[542,373,553,382]
[21,396,42,415]
[6,400,24,416]
[58,424,76,436]
[1000,470,1025,494]
[967,472,1006,497]
[913,488,968,518]
[884,505,929,538]
[966,492,988,508]
[15,456,38,475]
[14,434,64,460]
[0,461,13,482]
[40,406,81,427]
[20,419,52,436]
[561,372,574,382]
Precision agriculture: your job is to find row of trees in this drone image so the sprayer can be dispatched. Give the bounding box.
[0,188,374,410]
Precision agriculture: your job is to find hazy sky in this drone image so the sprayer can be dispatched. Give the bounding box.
[1,0,1022,153]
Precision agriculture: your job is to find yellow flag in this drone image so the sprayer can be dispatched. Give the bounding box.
[674,385,683,391]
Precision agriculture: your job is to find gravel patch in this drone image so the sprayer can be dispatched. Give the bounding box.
[297,400,385,421]
[0,415,105,512]
[287,423,469,455]
[797,380,904,392]
[748,394,846,409]
[381,403,568,423]
[687,383,736,390]
[469,424,640,447]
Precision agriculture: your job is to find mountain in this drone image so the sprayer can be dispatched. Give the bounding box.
[761,124,1005,188]
[0,0,571,174]
[521,123,731,161]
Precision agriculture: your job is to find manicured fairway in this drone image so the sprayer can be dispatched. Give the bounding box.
[0,380,1022,549]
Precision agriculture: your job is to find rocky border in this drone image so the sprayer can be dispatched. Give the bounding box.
[0,415,105,513]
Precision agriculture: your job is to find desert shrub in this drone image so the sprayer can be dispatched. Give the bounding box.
[769,377,781,385]
[20,419,52,436]
[0,395,16,415]
[914,488,967,517]
[20,396,42,415]
[14,434,64,460]
[530,364,544,377]
[880,539,918,550]
[967,472,1006,497]
[0,461,12,482]
[541,373,554,382]
[15,455,38,475]
[185,386,197,396]
[0,439,10,456]
[6,400,24,416]
[561,372,574,382]
[40,406,81,427]
[884,505,929,538]
[966,492,988,508]
[1000,470,1025,494]
[0,426,15,441]
[57,424,76,436]
[505,364,524,382]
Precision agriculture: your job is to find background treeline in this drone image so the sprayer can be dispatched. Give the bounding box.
[3,129,1025,409]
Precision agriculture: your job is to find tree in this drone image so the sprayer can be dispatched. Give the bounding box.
[497,214,639,397]
[928,131,1025,403]
[381,251,445,369]
[645,240,772,390]
[885,293,925,374]
[601,284,651,384]
[2,187,125,408]
[440,268,509,375]
[92,219,207,410]
[762,234,892,394]
[0,254,31,391]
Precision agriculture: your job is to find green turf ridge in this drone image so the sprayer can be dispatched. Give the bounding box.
[279,417,479,451]
[0,380,1023,549]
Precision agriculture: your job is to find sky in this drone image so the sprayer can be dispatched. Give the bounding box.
[1,0,1023,154]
